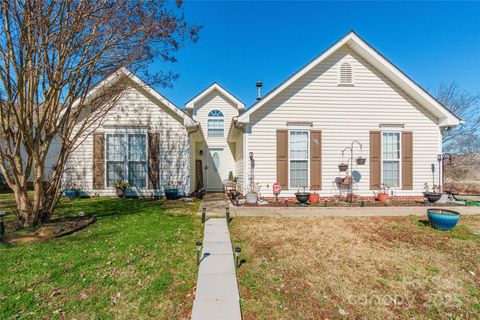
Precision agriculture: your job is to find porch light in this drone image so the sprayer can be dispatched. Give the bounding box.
[199,149,203,156]
[437,154,442,162]
[196,241,203,265]
[0,211,5,236]
[249,152,254,161]
[234,247,241,268]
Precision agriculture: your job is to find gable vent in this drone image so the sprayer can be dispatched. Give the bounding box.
[340,62,353,84]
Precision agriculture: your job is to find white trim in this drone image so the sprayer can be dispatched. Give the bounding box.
[288,130,310,190]
[236,32,461,127]
[186,83,245,111]
[243,125,249,194]
[380,130,402,189]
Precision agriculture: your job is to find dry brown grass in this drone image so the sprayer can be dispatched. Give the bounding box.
[230,215,480,320]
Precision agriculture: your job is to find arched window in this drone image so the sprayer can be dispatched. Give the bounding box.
[340,62,353,84]
[207,109,224,137]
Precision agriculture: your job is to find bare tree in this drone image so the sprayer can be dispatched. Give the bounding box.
[0,0,199,227]
[436,83,480,182]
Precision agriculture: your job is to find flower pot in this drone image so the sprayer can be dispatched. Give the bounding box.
[115,187,126,198]
[423,192,442,203]
[338,163,348,172]
[355,157,366,165]
[309,193,320,205]
[64,189,80,200]
[377,193,389,203]
[427,209,460,231]
[165,188,179,200]
[295,192,311,204]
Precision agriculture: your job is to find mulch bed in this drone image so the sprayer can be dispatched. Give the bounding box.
[1,215,96,244]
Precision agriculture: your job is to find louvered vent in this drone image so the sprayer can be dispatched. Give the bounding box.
[340,62,353,84]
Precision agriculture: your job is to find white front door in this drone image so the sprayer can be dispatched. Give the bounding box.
[206,148,225,191]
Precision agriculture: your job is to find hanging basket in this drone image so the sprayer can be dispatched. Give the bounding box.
[356,157,366,165]
[338,163,349,172]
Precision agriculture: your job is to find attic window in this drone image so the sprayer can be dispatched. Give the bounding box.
[339,62,353,85]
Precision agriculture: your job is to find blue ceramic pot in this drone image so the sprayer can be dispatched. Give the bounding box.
[165,188,179,200]
[427,209,460,231]
[64,189,80,199]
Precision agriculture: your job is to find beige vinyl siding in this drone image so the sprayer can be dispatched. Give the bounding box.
[192,90,238,189]
[67,80,190,197]
[247,45,440,197]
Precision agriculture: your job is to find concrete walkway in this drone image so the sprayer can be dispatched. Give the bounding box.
[191,218,241,320]
[200,193,229,216]
[230,206,479,217]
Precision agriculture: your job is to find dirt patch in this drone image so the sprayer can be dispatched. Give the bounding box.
[2,215,96,244]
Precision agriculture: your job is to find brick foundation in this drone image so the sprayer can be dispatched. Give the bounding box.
[260,196,424,203]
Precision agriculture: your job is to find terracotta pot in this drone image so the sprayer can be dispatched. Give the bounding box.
[377,193,389,203]
[309,193,320,204]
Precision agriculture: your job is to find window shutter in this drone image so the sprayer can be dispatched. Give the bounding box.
[148,133,160,189]
[93,133,105,190]
[310,130,322,190]
[402,131,413,190]
[276,130,288,189]
[369,131,381,190]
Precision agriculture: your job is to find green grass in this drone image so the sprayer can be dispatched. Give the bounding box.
[0,196,202,319]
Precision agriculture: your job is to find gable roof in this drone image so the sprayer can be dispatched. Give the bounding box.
[236,32,462,127]
[77,67,197,128]
[185,82,245,111]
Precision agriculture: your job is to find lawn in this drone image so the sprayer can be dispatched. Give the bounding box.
[230,215,480,319]
[0,195,202,319]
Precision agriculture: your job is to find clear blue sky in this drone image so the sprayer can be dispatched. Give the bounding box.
[151,1,480,108]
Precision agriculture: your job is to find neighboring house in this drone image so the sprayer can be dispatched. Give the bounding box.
[67,32,461,199]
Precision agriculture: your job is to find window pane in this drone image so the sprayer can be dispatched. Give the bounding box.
[382,132,400,160]
[208,119,224,137]
[128,134,146,161]
[107,161,125,187]
[289,131,308,160]
[106,134,126,161]
[128,162,147,188]
[290,160,308,188]
[382,160,399,188]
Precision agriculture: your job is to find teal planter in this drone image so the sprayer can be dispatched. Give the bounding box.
[165,188,179,200]
[427,209,460,231]
[63,189,80,200]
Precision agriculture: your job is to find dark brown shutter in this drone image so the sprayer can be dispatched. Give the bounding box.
[402,131,413,190]
[93,133,105,190]
[369,131,381,190]
[148,133,160,189]
[310,130,322,190]
[276,130,288,189]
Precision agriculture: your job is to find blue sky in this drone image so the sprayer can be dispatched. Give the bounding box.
[152,1,480,108]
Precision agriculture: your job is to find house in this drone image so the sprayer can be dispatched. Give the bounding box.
[67,32,461,200]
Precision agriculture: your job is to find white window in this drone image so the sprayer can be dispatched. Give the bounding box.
[382,132,401,188]
[207,109,224,137]
[106,133,147,188]
[340,62,353,84]
[289,130,309,188]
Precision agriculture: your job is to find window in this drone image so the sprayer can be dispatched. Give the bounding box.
[207,109,224,137]
[382,132,400,188]
[289,130,309,188]
[106,133,147,188]
[340,62,353,84]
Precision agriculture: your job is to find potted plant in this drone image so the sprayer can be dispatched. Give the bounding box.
[423,183,442,203]
[338,163,349,172]
[355,157,366,165]
[164,183,179,200]
[377,184,390,203]
[295,186,311,205]
[309,186,320,205]
[114,181,129,198]
[63,181,80,200]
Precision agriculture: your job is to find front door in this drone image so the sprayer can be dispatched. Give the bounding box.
[205,148,225,191]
